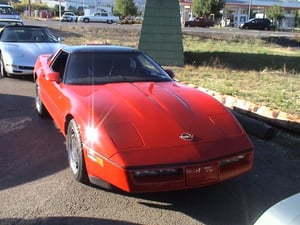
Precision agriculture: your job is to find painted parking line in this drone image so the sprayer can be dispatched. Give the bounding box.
[0,117,32,136]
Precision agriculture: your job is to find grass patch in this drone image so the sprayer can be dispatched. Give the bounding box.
[179,35,300,116]
[173,66,300,115]
[50,25,300,116]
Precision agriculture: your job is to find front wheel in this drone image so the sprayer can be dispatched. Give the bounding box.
[35,82,48,117]
[0,54,7,78]
[66,119,89,184]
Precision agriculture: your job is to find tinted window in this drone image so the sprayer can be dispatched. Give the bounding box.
[0,26,59,42]
[64,51,173,85]
[51,50,69,82]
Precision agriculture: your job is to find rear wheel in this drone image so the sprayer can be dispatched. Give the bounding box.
[66,119,89,183]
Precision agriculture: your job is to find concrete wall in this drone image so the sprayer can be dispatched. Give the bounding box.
[138,0,184,67]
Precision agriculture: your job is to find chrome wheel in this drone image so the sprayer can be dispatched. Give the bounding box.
[66,119,89,183]
[0,55,7,78]
[35,82,47,116]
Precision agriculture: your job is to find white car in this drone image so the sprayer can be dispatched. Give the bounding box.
[0,18,23,29]
[78,12,119,24]
[0,25,64,77]
[61,12,78,22]
[254,192,300,225]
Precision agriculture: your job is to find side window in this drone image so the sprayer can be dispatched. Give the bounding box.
[51,50,69,82]
[137,54,159,73]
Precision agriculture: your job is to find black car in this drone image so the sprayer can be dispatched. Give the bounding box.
[239,18,271,30]
[184,17,214,27]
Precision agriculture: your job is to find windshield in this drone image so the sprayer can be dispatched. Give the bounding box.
[0,27,58,43]
[0,20,23,28]
[64,51,173,85]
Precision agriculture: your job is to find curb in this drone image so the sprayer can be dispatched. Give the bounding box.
[187,84,300,133]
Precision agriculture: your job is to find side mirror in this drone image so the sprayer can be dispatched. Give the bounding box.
[45,71,60,82]
[165,69,175,78]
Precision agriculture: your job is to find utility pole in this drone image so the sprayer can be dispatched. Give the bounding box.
[248,0,252,19]
[28,0,31,17]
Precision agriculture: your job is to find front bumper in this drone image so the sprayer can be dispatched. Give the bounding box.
[5,64,34,75]
[86,148,254,193]
[127,150,254,192]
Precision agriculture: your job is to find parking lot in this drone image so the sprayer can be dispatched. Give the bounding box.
[0,77,299,225]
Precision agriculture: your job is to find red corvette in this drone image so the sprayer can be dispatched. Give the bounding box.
[33,45,254,193]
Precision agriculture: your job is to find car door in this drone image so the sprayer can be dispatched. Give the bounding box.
[40,50,70,131]
[100,12,109,23]
[250,19,259,29]
[93,12,102,22]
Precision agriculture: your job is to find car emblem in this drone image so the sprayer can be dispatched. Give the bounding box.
[179,133,194,141]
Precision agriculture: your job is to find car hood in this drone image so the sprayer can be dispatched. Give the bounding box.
[1,42,62,66]
[254,193,300,225]
[68,82,252,164]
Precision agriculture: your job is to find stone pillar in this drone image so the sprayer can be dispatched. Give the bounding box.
[138,0,184,67]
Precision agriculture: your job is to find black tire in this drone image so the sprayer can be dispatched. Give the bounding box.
[107,20,113,24]
[0,54,7,78]
[66,119,89,184]
[35,82,48,117]
[83,18,89,23]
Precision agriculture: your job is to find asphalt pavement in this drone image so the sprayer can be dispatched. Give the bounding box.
[0,77,299,225]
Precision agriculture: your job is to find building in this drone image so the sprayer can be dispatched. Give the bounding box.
[179,0,192,23]
[39,0,300,29]
[41,0,145,12]
[178,0,300,28]
[224,0,300,28]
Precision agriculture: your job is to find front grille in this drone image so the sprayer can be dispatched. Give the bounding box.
[19,66,34,70]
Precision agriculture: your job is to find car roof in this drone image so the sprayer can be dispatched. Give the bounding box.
[2,25,46,29]
[62,45,142,54]
[0,19,22,22]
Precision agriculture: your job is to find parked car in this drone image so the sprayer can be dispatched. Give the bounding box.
[254,192,300,225]
[0,25,64,77]
[239,18,271,30]
[184,17,214,27]
[0,4,20,20]
[0,18,23,29]
[33,45,254,193]
[60,12,78,22]
[78,12,120,24]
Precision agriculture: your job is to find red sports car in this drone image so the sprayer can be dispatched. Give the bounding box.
[33,45,254,193]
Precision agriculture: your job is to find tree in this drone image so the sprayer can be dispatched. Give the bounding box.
[115,0,137,18]
[266,5,284,30]
[12,0,31,16]
[13,1,49,12]
[266,5,284,22]
[12,2,27,12]
[192,0,224,18]
[31,3,49,10]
